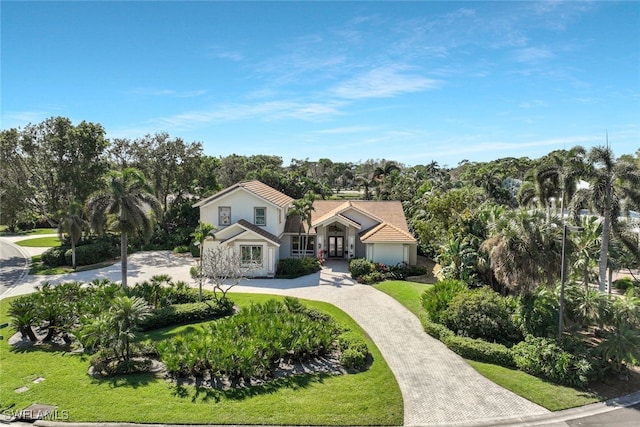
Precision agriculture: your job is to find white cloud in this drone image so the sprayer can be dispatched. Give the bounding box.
[330,65,440,99]
[513,47,554,63]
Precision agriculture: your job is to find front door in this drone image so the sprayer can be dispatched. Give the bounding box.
[328,236,344,258]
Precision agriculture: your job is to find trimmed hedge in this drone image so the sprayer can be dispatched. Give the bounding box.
[64,242,114,266]
[421,315,514,367]
[276,257,321,278]
[443,335,515,367]
[140,299,234,331]
[41,246,70,267]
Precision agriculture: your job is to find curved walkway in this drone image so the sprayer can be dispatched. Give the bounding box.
[0,254,548,425]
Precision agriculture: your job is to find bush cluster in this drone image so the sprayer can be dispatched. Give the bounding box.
[337,330,370,370]
[349,259,423,284]
[41,246,70,267]
[442,286,522,346]
[64,241,115,266]
[613,277,638,290]
[157,299,340,382]
[140,300,233,331]
[421,279,467,323]
[512,336,593,387]
[276,257,322,278]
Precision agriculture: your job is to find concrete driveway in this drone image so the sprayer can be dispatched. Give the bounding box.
[0,253,551,426]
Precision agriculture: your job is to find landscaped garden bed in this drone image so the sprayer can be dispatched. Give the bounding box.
[0,282,402,425]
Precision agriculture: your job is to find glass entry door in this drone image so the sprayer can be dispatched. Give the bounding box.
[328,236,344,257]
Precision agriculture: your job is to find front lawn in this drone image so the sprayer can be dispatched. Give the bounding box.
[373,280,432,317]
[28,255,116,275]
[0,293,402,425]
[15,236,61,247]
[0,228,57,236]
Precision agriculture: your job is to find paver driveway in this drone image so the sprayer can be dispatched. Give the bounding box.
[229,260,550,426]
[2,253,550,426]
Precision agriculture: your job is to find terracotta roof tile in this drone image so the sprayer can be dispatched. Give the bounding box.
[359,222,416,243]
[193,180,293,208]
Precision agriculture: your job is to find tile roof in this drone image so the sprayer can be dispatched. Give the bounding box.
[359,222,416,243]
[193,180,294,208]
[284,199,415,244]
[236,219,282,245]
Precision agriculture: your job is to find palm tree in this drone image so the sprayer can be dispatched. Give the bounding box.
[287,192,315,258]
[480,209,563,294]
[570,146,640,292]
[58,200,89,269]
[87,168,161,289]
[355,172,376,200]
[109,295,151,361]
[569,215,601,288]
[537,146,587,217]
[191,221,216,302]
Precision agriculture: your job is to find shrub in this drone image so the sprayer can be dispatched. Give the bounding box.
[140,300,234,331]
[41,246,69,267]
[340,348,367,370]
[277,257,321,278]
[64,241,113,266]
[390,262,427,279]
[173,245,190,254]
[442,286,522,346]
[443,335,515,367]
[421,279,467,323]
[613,277,637,290]
[349,258,374,279]
[511,336,593,387]
[517,286,559,338]
[420,315,454,341]
[359,271,395,284]
[189,241,200,257]
[337,330,370,371]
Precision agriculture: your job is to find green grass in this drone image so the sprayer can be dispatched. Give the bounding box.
[0,293,403,425]
[0,228,57,236]
[467,360,600,410]
[28,255,116,275]
[15,236,61,247]
[373,279,606,412]
[373,280,432,317]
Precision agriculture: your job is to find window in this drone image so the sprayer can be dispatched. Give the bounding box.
[291,235,315,256]
[241,245,262,266]
[219,207,231,226]
[254,207,266,226]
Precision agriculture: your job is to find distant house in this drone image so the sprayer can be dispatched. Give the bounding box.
[194,180,417,277]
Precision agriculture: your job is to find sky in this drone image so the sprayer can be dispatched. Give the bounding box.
[2,1,639,167]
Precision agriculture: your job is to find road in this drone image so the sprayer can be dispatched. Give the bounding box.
[565,402,640,426]
[0,239,30,297]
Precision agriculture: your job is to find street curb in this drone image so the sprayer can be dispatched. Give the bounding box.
[454,389,640,426]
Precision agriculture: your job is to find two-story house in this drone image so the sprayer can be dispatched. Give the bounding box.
[194,180,417,277]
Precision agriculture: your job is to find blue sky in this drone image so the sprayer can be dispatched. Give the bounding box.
[2,1,639,167]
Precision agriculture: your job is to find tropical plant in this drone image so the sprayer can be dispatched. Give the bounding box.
[288,191,315,258]
[597,323,640,374]
[108,296,152,361]
[8,295,39,342]
[190,221,216,301]
[87,168,162,288]
[58,200,89,269]
[481,209,563,294]
[570,145,640,291]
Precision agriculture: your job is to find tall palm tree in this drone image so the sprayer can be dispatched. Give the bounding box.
[287,191,315,258]
[480,209,563,294]
[87,168,161,289]
[537,146,587,217]
[58,200,89,269]
[570,146,640,292]
[355,172,376,200]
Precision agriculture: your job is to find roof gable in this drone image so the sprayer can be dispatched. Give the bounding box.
[359,222,416,243]
[214,219,281,246]
[193,180,293,209]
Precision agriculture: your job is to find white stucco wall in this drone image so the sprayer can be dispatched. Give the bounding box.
[199,190,285,236]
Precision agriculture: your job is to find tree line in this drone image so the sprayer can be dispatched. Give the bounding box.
[1,116,639,294]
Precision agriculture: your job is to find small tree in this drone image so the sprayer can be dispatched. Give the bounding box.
[201,246,255,303]
[58,200,89,269]
[191,221,216,301]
